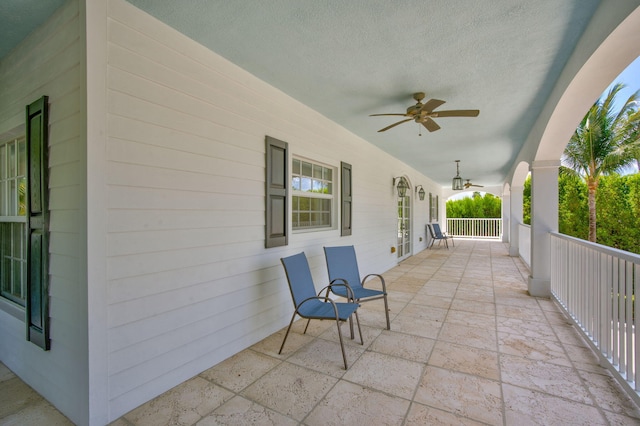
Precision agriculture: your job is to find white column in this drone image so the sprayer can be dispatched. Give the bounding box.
[509,186,523,257]
[528,160,559,297]
[502,192,510,243]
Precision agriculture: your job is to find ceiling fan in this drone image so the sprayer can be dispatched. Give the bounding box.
[370,92,479,133]
[464,179,484,189]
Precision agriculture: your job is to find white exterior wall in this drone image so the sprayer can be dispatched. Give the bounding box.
[103,0,438,420]
[0,0,89,424]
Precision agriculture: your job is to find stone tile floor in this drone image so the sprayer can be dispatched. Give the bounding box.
[2,241,640,425]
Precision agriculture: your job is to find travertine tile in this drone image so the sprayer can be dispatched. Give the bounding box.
[499,354,593,404]
[199,349,281,392]
[342,351,424,399]
[369,330,435,363]
[438,322,497,351]
[578,369,640,419]
[498,332,571,367]
[305,380,410,426]
[241,362,338,421]
[197,395,297,426]
[429,341,499,380]
[286,336,365,376]
[444,310,495,329]
[250,327,315,359]
[503,383,605,425]
[496,316,558,342]
[123,376,233,426]
[405,402,485,425]
[414,366,503,425]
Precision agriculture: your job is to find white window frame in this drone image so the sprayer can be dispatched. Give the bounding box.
[291,157,336,232]
[0,136,28,310]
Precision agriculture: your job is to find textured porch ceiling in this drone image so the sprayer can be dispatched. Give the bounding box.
[1,0,602,188]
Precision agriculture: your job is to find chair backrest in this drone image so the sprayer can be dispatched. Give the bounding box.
[281,253,318,307]
[432,223,445,238]
[324,246,362,290]
[426,224,436,239]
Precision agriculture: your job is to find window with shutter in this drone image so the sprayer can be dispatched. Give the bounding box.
[340,162,352,236]
[265,136,288,248]
[25,95,50,350]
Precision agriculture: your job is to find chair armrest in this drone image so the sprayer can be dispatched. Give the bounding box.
[362,273,387,293]
[322,278,356,300]
[297,295,340,318]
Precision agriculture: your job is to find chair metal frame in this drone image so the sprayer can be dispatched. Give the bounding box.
[427,223,453,249]
[323,245,390,330]
[279,252,363,369]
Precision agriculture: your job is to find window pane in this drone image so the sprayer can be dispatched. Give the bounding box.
[324,168,332,181]
[0,181,5,216]
[302,161,312,178]
[0,145,5,179]
[18,178,26,216]
[8,142,16,177]
[301,177,312,192]
[292,176,301,191]
[312,179,322,192]
[18,139,26,176]
[8,180,16,215]
[292,159,300,175]
[313,165,322,179]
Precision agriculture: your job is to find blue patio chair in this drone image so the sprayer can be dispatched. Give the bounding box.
[323,245,390,330]
[279,252,363,369]
[427,223,453,249]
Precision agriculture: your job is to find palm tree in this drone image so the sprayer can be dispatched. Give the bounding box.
[563,83,640,242]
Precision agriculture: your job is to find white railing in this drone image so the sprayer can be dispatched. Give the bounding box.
[550,233,640,399]
[446,218,502,239]
[518,224,531,268]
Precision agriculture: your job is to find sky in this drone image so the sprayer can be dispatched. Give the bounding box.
[605,55,640,111]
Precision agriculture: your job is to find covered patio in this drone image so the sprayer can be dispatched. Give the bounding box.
[4,240,639,425]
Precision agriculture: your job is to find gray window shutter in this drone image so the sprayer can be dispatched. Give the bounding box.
[25,96,50,350]
[265,136,288,248]
[340,162,352,236]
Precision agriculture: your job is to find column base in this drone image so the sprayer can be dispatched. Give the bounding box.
[528,275,551,298]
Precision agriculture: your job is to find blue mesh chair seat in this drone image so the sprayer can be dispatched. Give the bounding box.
[279,252,363,369]
[324,245,390,330]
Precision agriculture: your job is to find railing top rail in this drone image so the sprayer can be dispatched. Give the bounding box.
[550,232,640,264]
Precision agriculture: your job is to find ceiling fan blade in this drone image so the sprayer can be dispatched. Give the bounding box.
[369,113,407,117]
[422,117,441,132]
[421,99,446,113]
[432,109,480,118]
[378,118,413,132]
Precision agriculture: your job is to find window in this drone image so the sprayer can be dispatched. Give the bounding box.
[291,158,334,230]
[0,137,27,307]
[429,193,439,222]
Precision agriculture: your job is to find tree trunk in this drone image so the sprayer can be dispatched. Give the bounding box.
[587,178,597,242]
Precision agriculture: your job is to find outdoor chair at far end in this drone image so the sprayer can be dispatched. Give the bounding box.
[279,252,363,369]
[427,223,453,249]
[323,245,390,330]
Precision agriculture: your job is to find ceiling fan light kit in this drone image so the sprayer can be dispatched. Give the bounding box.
[370,92,479,133]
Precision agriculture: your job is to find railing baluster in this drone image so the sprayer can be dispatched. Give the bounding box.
[550,233,639,401]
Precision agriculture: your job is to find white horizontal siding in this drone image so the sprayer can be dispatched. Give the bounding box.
[104,0,439,418]
[0,0,87,425]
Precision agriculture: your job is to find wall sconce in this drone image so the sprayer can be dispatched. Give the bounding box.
[415,185,426,201]
[452,160,463,191]
[393,177,408,197]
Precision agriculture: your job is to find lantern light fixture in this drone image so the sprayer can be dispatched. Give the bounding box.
[415,185,426,201]
[452,160,464,191]
[393,177,408,197]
